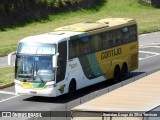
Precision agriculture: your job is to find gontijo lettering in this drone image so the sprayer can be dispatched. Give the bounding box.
[101,48,121,59]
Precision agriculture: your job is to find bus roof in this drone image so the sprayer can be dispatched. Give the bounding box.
[19,31,84,44]
[55,18,136,32]
[54,22,108,32]
[19,18,136,44]
[97,18,136,27]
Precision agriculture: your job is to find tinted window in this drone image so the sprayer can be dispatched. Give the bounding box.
[121,27,129,44]
[90,34,102,52]
[115,29,122,46]
[129,25,137,42]
[102,31,114,49]
[69,24,137,59]
[69,39,79,59]
[79,37,91,56]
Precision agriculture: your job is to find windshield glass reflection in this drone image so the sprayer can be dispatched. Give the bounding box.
[16,56,55,82]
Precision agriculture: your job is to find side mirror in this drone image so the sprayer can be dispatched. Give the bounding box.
[8,51,16,66]
[52,53,59,68]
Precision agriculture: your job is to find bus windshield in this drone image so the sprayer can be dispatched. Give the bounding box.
[15,55,55,82]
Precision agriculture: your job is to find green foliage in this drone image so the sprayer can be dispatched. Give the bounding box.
[0,0,101,22]
[0,3,4,13]
[0,0,104,29]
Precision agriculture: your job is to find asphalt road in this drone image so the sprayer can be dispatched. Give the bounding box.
[0,32,160,114]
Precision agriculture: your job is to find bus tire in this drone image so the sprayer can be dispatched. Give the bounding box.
[68,80,76,98]
[121,63,128,80]
[113,66,120,83]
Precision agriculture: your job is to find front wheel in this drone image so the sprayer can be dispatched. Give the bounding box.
[68,81,76,98]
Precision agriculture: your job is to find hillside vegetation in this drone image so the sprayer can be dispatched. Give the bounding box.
[0,0,160,57]
[0,0,103,28]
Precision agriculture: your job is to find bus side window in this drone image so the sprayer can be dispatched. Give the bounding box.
[115,29,122,46]
[121,27,129,44]
[129,25,137,42]
[79,37,91,56]
[69,39,79,59]
[90,34,102,52]
[102,31,114,49]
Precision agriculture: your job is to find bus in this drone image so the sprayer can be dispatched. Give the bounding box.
[8,18,138,97]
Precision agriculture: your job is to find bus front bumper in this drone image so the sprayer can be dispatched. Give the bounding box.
[15,82,57,97]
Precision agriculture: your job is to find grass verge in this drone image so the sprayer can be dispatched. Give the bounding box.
[0,0,160,57]
[0,67,14,86]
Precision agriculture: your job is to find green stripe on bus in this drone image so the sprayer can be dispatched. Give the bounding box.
[87,54,103,77]
[79,55,95,79]
[32,83,45,88]
[79,53,103,80]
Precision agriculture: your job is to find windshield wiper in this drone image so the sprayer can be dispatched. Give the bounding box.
[35,74,44,83]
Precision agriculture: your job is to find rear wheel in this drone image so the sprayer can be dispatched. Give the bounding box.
[121,63,128,80]
[68,80,76,98]
[113,66,120,83]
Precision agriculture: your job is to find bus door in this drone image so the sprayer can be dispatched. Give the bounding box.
[56,41,67,95]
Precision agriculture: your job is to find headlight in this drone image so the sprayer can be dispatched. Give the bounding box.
[45,84,56,89]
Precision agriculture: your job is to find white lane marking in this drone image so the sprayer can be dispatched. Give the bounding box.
[139,54,160,61]
[140,45,160,48]
[151,42,160,45]
[0,95,21,103]
[0,91,16,95]
[145,46,160,48]
[139,42,160,47]
[139,51,160,55]
[139,50,160,61]
[151,46,160,49]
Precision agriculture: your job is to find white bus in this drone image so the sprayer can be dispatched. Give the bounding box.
[8,18,138,97]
